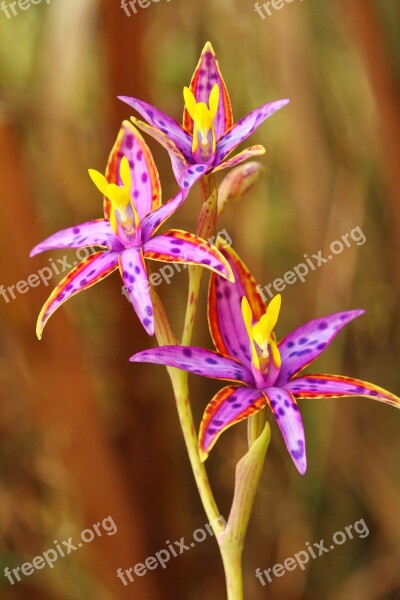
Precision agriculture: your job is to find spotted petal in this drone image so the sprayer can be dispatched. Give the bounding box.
[119,247,154,335]
[30,219,120,257]
[130,347,254,385]
[130,117,190,188]
[208,242,266,368]
[199,385,268,460]
[215,99,290,164]
[104,121,161,220]
[118,97,193,161]
[183,41,233,140]
[285,374,400,408]
[213,145,266,173]
[277,310,365,386]
[264,387,307,475]
[36,251,119,339]
[143,230,234,281]
[140,166,207,242]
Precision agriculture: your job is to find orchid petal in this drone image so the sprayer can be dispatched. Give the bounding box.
[215,99,290,164]
[208,241,265,369]
[143,229,234,281]
[199,385,268,460]
[140,166,207,242]
[119,247,154,335]
[277,310,365,386]
[140,192,184,242]
[130,347,254,385]
[118,97,193,160]
[264,387,307,475]
[130,117,190,187]
[183,42,233,140]
[104,121,161,220]
[212,145,266,173]
[285,374,400,408]
[30,219,120,257]
[36,251,119,339]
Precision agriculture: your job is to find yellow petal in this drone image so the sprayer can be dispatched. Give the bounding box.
[119,155,131,191]
[183,86,197,121]
[88,169,109,195]
[209,83,220,119]
[252,313,272,347]
[267,294,281,331]
[241,297,260,371]
[270,339,281,368]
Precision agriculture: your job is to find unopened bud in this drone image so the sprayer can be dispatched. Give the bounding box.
[218,161,265,216]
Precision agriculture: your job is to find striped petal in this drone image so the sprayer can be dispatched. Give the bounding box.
[285,374,400,408]
[130,117,190,188]
[208,242,266,369]
[30,219,120,257]
[118,97,193,161]
[213,145,266,173]
[183,41,233,140]
[105,121,161,220]
[130,347,254,385]
[36,251,119,339]
[143,230,234,281]
[199,385,268,460]
[118,247,154,335]
[215,99,290,164]
[277,310,365,386]
[264,387,307,475]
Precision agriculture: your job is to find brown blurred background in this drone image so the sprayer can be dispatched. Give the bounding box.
[0,0,399,598]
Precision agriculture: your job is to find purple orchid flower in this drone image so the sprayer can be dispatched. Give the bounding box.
[119,42,289,189]
[130,242,400,474]
[31,122,233,339]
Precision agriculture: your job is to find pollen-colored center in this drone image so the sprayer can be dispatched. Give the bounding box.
[183,84,220,161]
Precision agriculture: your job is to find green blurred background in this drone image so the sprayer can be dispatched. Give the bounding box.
[0,0,399,598]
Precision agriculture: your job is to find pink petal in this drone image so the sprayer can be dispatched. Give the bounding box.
[130,347,254,385]
[130,117,190,188]
[215,99,290,164]
[119,247,154,335]
[264,387,307,475]
[30,219,119,257]
[208,241,265,370]
[285,374,400,408]
[277,310,365,385]
[36,251,119,339]
[143,229,234,281]
[199,385,268,459]
[105,121,162,219]
[212,145,266,173]
[118,97,193,160]
[183,41,233,140]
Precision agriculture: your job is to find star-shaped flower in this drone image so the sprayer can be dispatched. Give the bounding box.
[130,242,400,474]
[119,42,289,189]
[31,122,233,338]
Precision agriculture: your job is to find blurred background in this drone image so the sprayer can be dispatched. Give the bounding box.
[0,0,399,598]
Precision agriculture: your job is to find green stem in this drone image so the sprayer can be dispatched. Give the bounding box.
[151,290,222,531]
[153,173,270,600]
